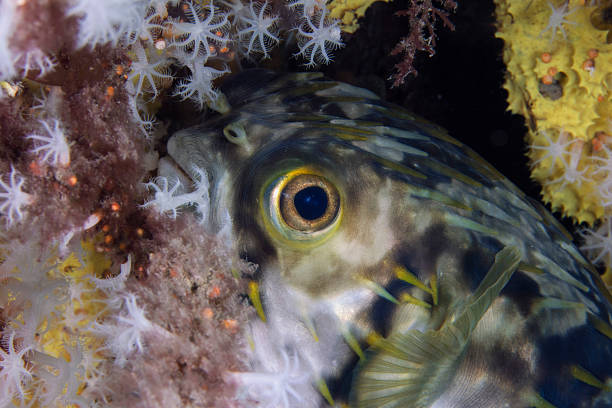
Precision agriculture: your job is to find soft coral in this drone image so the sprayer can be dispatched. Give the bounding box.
[0,166,33,227]
[294,7,343,67]
[169,1,230,62]
[0,330,34,403]
[67,0,148,48]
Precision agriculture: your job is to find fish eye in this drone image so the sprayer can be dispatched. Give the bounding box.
[261,167,342,246]
[279,174,340,232]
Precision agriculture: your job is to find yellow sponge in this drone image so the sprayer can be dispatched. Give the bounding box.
[495,0,612,224]
[328,0,391,33]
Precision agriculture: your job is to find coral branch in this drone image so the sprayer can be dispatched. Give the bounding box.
[390,0,457,87]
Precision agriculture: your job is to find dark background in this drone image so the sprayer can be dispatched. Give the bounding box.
[318,0,542,207]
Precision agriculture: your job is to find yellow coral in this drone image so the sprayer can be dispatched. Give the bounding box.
[2,238,113,406]
[41,241,110,359]
[495,0,612,223]
[327,0,391,33]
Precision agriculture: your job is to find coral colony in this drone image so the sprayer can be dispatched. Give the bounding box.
[0,0,456,407]
[495,0,612,287]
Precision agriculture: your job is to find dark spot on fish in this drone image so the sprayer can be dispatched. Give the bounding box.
[320,102,349,118]
[535,324,607,406]
[481,341,534,389]
[461,246,499,292]
[369,279,415,336]
[397,223,447,276]
[500,271,541,317]
[220,68,281,106]
[326,352,360,405]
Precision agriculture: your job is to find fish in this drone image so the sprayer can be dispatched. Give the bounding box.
[162,69,612,408]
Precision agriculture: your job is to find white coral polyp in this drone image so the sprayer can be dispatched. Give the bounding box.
[236,0,280,59]
[170,1,230,62]
[67,0,148,48]
[294,7,343,67]
[0,166,32,227]
[27,118,71,167]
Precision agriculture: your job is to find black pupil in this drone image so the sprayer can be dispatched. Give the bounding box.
[294,186,328,220]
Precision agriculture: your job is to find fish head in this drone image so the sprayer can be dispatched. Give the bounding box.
[167,70,437,310]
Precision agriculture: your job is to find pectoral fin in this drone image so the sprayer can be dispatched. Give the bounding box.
[352,246,521,408]
[452,245,522,340]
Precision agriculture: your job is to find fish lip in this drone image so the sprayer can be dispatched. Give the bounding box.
[166,130,230,233]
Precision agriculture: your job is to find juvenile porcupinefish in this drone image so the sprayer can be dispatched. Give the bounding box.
[163,69,612,408]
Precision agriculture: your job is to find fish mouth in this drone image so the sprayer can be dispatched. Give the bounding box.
[164,131,231,235]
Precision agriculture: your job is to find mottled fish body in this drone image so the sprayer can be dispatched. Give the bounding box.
[166,70,612,407]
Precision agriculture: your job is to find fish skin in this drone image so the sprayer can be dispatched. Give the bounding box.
[166,69,612,407]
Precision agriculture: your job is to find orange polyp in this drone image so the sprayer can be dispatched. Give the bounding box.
[593,136,604,152]
[28,161,42,176]
[588,48,599,59]
[105,86,115,102]
[208,286,221,299]
[223,319,238,331]
[202,308,214,319]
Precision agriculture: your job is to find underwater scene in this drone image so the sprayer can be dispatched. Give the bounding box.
[1,0,612,407]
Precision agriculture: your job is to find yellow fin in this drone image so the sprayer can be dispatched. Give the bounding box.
[342,327,365,361]
[360,278,399,304]
[570,365,609,390]
[352,246,521,408]
[518,262,545,275]
[352,325,464,408]
[366,331,383,347]
[316,377,335,406]
[430,274,438,305]
[248,281,266,322]
[531,298,586,314]
[526,393,559,408]
[394,265,432,294]
[451,246,521,339]
[301,310,319,342]
[444,213,500,237]
[399,292,431,309]
[588,313,612,341]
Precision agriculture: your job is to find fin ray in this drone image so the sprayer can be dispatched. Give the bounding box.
[352,246,521,408]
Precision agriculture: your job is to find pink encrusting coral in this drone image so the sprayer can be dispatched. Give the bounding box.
[0,1,255,407]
